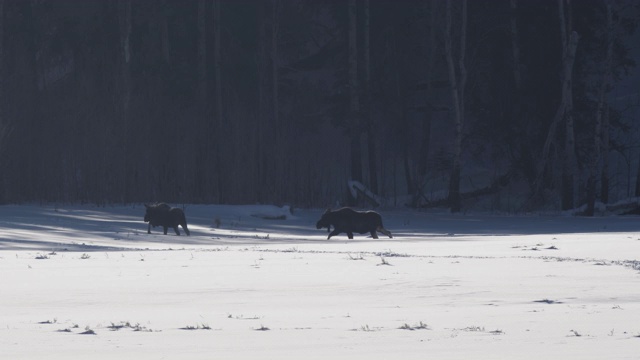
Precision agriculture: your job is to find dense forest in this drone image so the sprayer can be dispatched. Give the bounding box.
[0,0,638,213]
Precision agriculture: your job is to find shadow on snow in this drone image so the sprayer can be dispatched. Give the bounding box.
[1,205,640,252]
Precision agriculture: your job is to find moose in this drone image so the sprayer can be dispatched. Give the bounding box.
[144,203,190,236]
[316,207,392,240]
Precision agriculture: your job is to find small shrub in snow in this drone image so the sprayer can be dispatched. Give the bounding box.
[534,299,563,304]
[399,321,430,331]
[228,314,261,320]
[108,323,125,331]
[377,256,392,266]
[355,324,382,332]
[105,321,153,332]
[80,326,96,335]
[462,326,485,332]
[180,324,211,330]
[254,325,270,331]
[374,251,408,258]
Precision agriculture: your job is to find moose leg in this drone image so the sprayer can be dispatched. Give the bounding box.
[182,225,190,236]
[370,231,379,239]
[328,229,341,239]
[347,232,354,239]
[148,224,152,234]
[377,227,393,238]
[163,226,168,235]
[174,226,181,236]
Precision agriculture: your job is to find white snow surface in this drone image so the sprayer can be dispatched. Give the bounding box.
[1,204,640,359]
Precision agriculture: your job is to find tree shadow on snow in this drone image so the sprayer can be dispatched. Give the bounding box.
[2,205,640,252]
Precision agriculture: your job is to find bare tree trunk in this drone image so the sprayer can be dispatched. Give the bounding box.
[635,150,640,198]
[363,0,378,195]
[0,0,9,199]
[196,0,208,200]
[533,0,578,209]
[413,0,436,207]
[559,0,578,211]
[118,0,132,202]
[601,105,609,202]
[197,0,206,109]
[0,0,5,151]
[444,0,467,213]
[403,130,414,196]
[510,0,521,91]
[256,1,281,203]
[510,0,538,190]
[348,0,362,189]
[21,1,44,201]
[257,5,267,202]
[271,0,279,139]
[213,0,223,202]
[0,0,3,128]
[390,25,414,197]
[586,3,613,215]
[271,0,281,199]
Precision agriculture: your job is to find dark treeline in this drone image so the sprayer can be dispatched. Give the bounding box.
[0,0,638,212]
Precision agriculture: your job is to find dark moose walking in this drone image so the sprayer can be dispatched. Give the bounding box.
[144,203,190,236]
[316,207,392,240]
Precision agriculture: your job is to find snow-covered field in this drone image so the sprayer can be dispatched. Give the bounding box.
[1,204,640,359]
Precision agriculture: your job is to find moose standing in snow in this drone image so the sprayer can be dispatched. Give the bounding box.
[316,207,392,240]
[143,203,190,236]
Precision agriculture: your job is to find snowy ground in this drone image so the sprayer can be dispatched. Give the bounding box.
[1,204,640,359]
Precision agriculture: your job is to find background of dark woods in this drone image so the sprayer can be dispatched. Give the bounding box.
[0,0,638,213]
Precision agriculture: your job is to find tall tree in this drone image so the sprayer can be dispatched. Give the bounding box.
[256,0,280,203]
[0,0,5,148]
[444,0,467,213]
[363,0,378,195]
[197,0,207,110]
[195,0,212,201]
[118,0,132,202]
[348,0,362,188]
[271,0,282,199]
[413,0,437,207]
[601,104,609,203]
[509,0,522,92]
[533,0,579,209]
[213,0,223,202]
[586,2,613,216]
[559,0,578,211]
[0,0,9,200]
[23,1,44,201]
